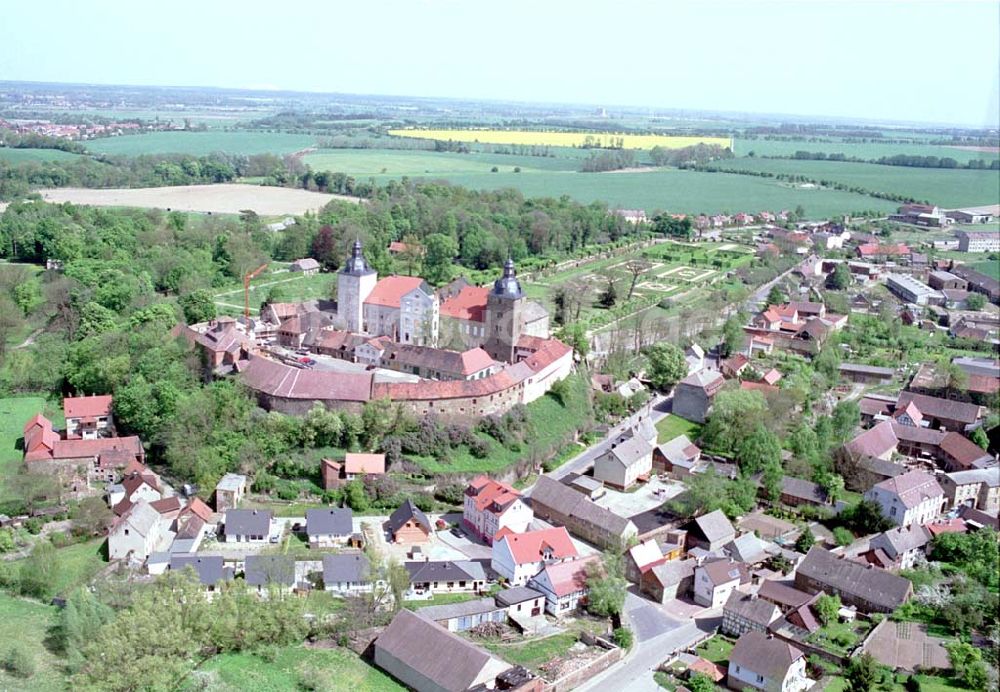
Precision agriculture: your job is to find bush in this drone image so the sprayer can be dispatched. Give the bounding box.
[832,527,854,546]
[612,627,633,649]
[24,518,43,535]
[3,644,35,679]
[434,483,465,506]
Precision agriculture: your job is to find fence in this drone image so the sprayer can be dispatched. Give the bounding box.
[543,643,624,692]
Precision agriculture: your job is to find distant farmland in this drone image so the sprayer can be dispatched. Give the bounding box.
[0,147,83,162]
[85,131,318,157]
[733,137,1000,164]
[387,128,733,151]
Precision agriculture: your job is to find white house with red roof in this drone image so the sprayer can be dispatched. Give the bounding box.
[491,526,578,586]
[462,476,533,544]
[109,461,163,516]
[528,555,599,616]
[865,470,945,527]
[64,394,114,439]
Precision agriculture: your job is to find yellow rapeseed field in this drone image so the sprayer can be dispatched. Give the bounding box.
[387,128,732,151]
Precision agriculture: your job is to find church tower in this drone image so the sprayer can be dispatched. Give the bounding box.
[337,239,377,333]
[484,258,525,363]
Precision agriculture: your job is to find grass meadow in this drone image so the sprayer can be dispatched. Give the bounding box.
[732,137,1000,163]
[388,129,732,150]
[0,594,65,692]
[85,131,318,157]
[713,158,1000,209]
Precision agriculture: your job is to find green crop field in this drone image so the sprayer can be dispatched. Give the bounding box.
[733,137,999,163]
[0,147,83,162]
[303,148,580,176]
[712,158,1000,209]
[0,594,65,692]
[188,645,403,692]
[85,131,318,157]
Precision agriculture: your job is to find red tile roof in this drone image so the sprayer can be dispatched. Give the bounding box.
[365,276,427,308]
[495,526,577,565]
[344,453,386,475]
[181,497,214,522]
[466,476,521,514]
[924,518,967,536]
[539,556,598,597]
[63,395,113,419]
[240,356,373,401]
[440,285,489,322]
[938,432,992,469]
[151,496,183,515]
[50,436,144,460]
[741,381,778,394]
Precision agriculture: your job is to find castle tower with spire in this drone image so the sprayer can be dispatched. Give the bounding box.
[484,257,525,363]
[337,239,377,333]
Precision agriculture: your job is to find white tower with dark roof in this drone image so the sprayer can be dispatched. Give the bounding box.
[337,239,377,333]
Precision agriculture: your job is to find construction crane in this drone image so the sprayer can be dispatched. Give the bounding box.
[243,263,269,323]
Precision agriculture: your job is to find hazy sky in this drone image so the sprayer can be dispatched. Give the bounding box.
[1,0,998,127]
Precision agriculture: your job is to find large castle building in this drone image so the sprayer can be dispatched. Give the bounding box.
[337,241,548,361]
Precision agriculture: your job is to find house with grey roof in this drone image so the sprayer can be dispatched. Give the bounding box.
[244,555,296,592]
[864,470,944,528]
[108,499,169,562]
[305,507,354,547]
[654,434,702,477]
[593,430,654,489]
[404,560,486,597]
[728,631,811,692]
[861,525,931,570]
[694,558,750,608]
[387,499,433,544]
[940,468,1000,512]
[673,370,725,424]
[374,609,511,692]
[686,509,736,552]
[794,546,913,613]
[640,558,697,604]
[222,508,274,543]
[322,553,372,595]
[722,591,781,638]
[529,476,638,550]
[416,596,506,632]
[495,586,547,619]
[214,472,247,512]
[725,533,768,564]
[169,554,232,591]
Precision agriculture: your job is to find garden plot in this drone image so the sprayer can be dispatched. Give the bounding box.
[657,265,717,283]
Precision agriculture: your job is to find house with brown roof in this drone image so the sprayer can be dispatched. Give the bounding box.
[794,546,912,613]
[289,257,320,275]
[895,392,985,432]
[528,556,598,617]
[320,453,386,490]
[864,470,944,527]
[757,580,814,614]
[694,558,750,608]
[728,631,811,692]
[529,476,638,550]
[109,463,162,516]
[379,343,499,381]
[722,591,781,638]
[374,609,512,692]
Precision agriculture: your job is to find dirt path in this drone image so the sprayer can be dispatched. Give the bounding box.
[13,328,43,349]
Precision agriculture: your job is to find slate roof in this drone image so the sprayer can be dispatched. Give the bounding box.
[387,499,432,535]
[796,547,912,610]
[169,554,230,586]
[405,560,485,584]
[374,609,505,692]
[840,363,894,377]
[758,580,814,610]
[729,631,805,682]
[699,558,750,586]
[244,555,296,586]
[691,509,736,545]
[224,508,272,537]
[780,476,828,504]
[869,524,931,560]
[896,392,983,425]
[529,476,636,539]
[602,432,654,469]
[417,596,502,623]
[725,533,768,564]
[647,558,697,587]
[945,468,1000,487]
[306,508,354,536]
[724,591,780,627]
[495,586,546,607]
[871,470,944,509]
[658,435,701,467]
[322,553,371,583]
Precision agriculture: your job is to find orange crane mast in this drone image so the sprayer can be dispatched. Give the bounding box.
[243,263,269,323]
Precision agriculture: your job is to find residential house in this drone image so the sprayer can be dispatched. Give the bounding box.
[491,526,577,586]
[794,546,913,613]
[686,509,737,552]
[109,462,163,516]
[495,586,547,619]
[305,508,354,548]
[895,392,984,432]
[417,597,507,633]
[169,554,232,591]
[387,499,433,544]
[108,499,168,562]
[722,591,781,638]
[625,538,679,584]
[724,533,769,565]
[727,631,811,692]
[939,469,1000,512]
[528,556,598,617]
[641,558,697,603]
[593,430,654,489]
[319,453,386,491]
[654,435,702,477]
[323,553,373,595]
[529,476,638,550]
[673,370,725,424]
[722,354,750,380]
[864,470,944,527]
[861,524,931,570]
[222,508,273,543]
[244,555,296,593]
[290,258,321,275]
[373,609,511,692]
[694,558,750,608]
[774,476,828,508]
[685,343,706,373]
[757,580,815,614]
[405,560,486,597]
[214,473,247,512]
[63,395,114,439]
[955,230,1000,253]
[839,363,894,385]
[462,476,533,544]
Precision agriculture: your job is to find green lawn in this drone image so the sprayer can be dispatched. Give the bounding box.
[482,632,578,671]
[46,539,107,597]
[806,619,871,656]
[212,270,333,316]
[712,158,1000,209]
[303,149,580,177]
[656,415,703,444]
[0,147,83,162]
[0,593,66,692]
[85,131,318,157]
[0,396,62,504]
[404,592,477,610]
[188,644,403,692]
[695,635,735,664]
